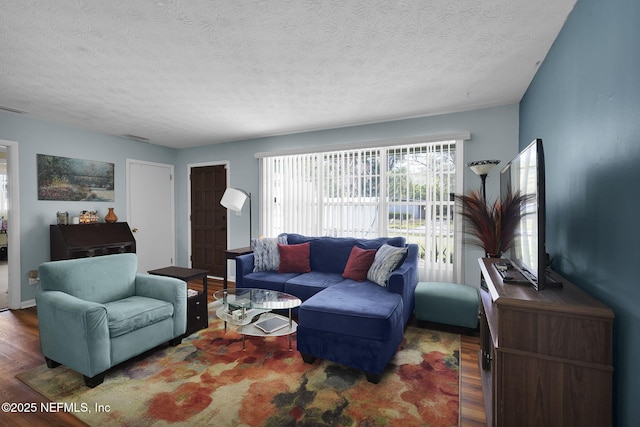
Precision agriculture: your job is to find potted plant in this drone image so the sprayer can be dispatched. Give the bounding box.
[455,189,534,258]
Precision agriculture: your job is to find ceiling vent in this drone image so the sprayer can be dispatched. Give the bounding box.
[0,105,28,114]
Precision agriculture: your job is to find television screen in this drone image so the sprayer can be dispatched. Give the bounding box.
[500,139,546,290]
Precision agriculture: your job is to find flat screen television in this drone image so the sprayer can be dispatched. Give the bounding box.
[500,138,551,290]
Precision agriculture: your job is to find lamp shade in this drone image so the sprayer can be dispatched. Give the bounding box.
[467,160,501,176]
[220,188,248,211]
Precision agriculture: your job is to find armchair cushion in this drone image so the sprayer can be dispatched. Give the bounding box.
[104,296,174,338]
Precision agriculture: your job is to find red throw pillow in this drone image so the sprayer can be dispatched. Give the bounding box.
[342,245,377,281]
[278,242,311,273]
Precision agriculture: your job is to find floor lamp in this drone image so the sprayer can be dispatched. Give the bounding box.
[220,187,252,245]
[467,160,501,201]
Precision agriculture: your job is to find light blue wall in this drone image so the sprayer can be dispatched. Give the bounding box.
[519,0,640,424]
[0,111,177,304]
[176,104,520,284]
[0,101,520,301]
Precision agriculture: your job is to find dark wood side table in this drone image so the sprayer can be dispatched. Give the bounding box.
[148,266,209,337]
[224,246,253,290]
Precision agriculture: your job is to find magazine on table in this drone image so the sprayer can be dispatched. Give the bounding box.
[254,316,290,334]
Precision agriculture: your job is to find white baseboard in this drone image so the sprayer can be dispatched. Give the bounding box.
[21,299,36,309]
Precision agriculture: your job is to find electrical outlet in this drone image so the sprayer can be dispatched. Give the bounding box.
[28,270,39,286]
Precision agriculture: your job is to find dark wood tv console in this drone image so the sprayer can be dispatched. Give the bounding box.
[479,258,614,427]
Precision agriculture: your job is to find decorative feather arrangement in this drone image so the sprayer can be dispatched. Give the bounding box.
[456,189,534,257]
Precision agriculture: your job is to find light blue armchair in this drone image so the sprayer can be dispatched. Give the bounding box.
[36,253,187,387]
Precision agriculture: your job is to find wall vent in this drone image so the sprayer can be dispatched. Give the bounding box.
[122,134,150,143]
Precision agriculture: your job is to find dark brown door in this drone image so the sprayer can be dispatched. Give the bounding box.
[190,165,227,277]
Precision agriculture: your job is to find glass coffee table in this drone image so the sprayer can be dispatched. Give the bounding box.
[213,288,301,351]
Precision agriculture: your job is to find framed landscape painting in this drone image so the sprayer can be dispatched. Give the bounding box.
[37,154,114,201]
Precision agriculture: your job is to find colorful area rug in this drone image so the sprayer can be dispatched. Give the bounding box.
[18,305,460,426]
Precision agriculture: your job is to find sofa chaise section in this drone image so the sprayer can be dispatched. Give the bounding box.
[235,233,419,382]
[297,280,405,383]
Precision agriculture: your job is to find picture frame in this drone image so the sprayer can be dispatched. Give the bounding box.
[37,154,114,201]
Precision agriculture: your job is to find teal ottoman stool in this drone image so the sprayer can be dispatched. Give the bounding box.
[414,282,479,329]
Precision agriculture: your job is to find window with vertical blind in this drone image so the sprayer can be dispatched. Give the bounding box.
[257,134,468,282]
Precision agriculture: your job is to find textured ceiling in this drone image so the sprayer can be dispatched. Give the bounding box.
[0,0,576,149]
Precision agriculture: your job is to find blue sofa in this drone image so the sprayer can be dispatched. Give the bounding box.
[36,253,187,387]
[236,233,419,382]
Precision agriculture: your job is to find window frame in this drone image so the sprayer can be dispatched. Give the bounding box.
[256,133,469,282]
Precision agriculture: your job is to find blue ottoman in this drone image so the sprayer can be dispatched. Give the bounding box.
[414,282,479,329]
[297,281,404,383]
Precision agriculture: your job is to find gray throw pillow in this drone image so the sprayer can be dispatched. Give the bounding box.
[366,243,408,287]
[252,236,288,272]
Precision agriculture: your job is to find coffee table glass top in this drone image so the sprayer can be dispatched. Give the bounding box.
[213,288,301,310]
[214,289,300,347]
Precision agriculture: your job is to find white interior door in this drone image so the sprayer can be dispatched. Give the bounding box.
[127,160,175,273]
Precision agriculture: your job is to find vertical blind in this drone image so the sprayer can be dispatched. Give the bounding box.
[259,139,463,282]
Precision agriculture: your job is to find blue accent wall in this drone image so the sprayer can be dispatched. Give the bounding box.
[519,0,640,424]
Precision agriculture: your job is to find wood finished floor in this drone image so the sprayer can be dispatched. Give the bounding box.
[0,279,487,426]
